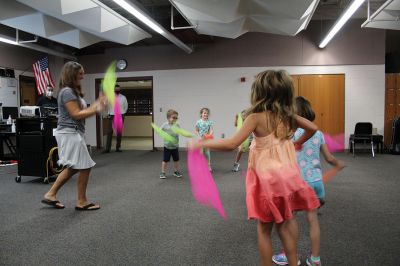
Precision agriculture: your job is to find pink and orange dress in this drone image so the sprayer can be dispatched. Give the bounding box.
[246,131,320,223]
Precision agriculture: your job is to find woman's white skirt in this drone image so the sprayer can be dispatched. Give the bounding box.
[55,128,95,169]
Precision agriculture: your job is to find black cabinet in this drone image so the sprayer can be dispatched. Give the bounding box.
[16,117,57,183]
[0,123,17,161]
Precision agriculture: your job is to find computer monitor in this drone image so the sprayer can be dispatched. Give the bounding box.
[2,106,19,120]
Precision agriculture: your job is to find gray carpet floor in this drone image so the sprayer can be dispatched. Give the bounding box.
[0,150,399,265]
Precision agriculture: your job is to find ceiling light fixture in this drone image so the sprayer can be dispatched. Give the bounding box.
[319,0,366,48]
[0,36,18,45]
[113,0,164,34]
[0,33,76,60]
[112,0,192,53]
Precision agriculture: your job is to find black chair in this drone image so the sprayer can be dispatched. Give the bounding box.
[349,122,374,157]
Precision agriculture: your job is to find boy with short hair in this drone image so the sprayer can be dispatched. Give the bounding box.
[160,109,182,179]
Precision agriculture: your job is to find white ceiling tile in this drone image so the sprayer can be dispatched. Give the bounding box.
[100,8,127,32]
[171,0,320,38]
[100,24,149,44]
[296,17,310,34]
[364,20,400,30]
[13,0,150,47]
[60,0,97,15]
[387,0,400,10]
[197,18,247,39]
[363,0,400,30]
[0,0,35,20]
[61,7,105,33]
[301,0,319,20]
[1,13,47,36]
[42,15,75,36]
[249,0,314,19]
[173,2,230,23]
[174,0,243,23]
[17,0,63,15]
[49,29,102,48]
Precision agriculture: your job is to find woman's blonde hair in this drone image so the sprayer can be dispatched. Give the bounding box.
[248,70,296,138]
[59,61,84,97]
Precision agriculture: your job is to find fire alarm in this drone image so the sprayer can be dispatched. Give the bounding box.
[240,77,246,82]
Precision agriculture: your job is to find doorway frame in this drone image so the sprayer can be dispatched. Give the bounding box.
[19,75,37,106]
[95,76,154,150]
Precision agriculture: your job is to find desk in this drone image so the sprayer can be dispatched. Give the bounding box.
[0,124,17,160]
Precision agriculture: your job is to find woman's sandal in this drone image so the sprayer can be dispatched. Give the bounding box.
[41,198,65,209]
[75,203,100,211]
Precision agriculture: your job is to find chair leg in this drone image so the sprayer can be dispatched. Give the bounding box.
[352,141,355,157]
[349,138,352,153]
[371,141,375,157]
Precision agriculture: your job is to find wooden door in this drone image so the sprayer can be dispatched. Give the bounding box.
[298,75,345,136]
[291,75,300,96]
[19,76,37,106]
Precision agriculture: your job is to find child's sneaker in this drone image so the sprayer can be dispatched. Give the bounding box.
[272,251,301,265]
[232,162,240,172]
[159,172,166,179]
[173,171,183,178]
[306,255,321,266]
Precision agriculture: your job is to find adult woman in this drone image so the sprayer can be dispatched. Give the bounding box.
[41,61,106,210]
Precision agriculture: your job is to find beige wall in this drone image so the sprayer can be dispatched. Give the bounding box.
[124,115,152,137]
[82,64,385,148]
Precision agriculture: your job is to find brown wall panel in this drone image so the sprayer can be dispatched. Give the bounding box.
[386,88,396,104]
[397,89,400,108]
[384,74,400,148]
[386,74,396,88]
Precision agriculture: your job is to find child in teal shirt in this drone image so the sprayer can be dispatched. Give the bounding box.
[195,107,214,172]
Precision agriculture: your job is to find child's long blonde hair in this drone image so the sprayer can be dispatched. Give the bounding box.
[248,70,296,139]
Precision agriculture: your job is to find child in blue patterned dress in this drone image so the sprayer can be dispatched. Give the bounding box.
[195,107,214,172]
[272,96,345,266]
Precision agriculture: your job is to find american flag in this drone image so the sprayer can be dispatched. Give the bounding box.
[32,57,55,95]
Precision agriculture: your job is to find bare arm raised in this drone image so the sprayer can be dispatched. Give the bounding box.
[65,94,107,120]
[190,114,257,151]
[293,115,318,149]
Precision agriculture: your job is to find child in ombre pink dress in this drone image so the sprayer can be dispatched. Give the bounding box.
[190,70,320,266]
